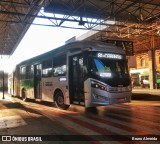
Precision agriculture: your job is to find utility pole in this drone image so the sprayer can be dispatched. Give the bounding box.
[2,70,5,99]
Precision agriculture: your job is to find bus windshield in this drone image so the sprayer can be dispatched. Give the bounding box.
[92,57,129,79]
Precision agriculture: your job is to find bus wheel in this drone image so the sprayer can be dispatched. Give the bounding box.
[55,91,70,110]
[22,89,27,101]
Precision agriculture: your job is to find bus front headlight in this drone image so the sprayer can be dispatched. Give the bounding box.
[91,80,107,91]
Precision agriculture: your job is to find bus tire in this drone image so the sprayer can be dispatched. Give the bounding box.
[55,91,70,110]
[21,88,27,101]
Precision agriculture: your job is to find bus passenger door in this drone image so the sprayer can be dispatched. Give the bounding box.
[34,64,42,99]
[69,54,84,105]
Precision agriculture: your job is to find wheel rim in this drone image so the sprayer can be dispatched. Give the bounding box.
[22,89,27,101]
[55,92,70,110]
[22,91,25,99]
[57,95,64,105]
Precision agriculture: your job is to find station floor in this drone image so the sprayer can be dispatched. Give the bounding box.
[0,90,159,143]
[132,88,160,101]
[0,92,75,144]
[132,88,160,94]
[0,89,159,124]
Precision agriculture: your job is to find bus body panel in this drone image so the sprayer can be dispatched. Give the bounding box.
[20,79,34,99]
[26,88,34,99]
[51,76,69,104]
[41,77,54,102]
[8,73,14,95]
[41,76,70,104]
[84,78,131,107]
[109,92,131,104]
[84,79,92,107]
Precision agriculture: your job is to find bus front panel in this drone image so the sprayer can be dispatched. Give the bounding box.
[83,51,132,107]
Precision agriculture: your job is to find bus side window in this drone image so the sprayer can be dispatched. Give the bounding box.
[26,65,33,79]
[53,55,66,77]
[20,66,26,80]
[42,59,52,78]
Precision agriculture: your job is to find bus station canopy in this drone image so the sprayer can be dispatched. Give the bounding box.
[0,0,44,55]
[0,0,160,55]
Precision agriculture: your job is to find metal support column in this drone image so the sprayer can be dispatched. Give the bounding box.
[148,35,156,89]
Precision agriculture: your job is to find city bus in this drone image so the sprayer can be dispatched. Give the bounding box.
[8,41,132,109]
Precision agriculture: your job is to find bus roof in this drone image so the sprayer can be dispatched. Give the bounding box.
[66,40,125,52]
[18,40,125,66]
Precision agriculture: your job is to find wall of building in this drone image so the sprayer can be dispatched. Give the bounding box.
[129,49,160,71]
[129,49,160,88]
[136,53,149,69]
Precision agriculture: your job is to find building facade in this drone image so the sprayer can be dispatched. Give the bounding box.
[129,50,160,88]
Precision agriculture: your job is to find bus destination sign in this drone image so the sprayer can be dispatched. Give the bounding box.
[97,53,123,59]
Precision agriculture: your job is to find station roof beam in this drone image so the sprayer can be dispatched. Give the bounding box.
[0,0,160,55]
[44,0,160,54]
[0,0,44,55]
